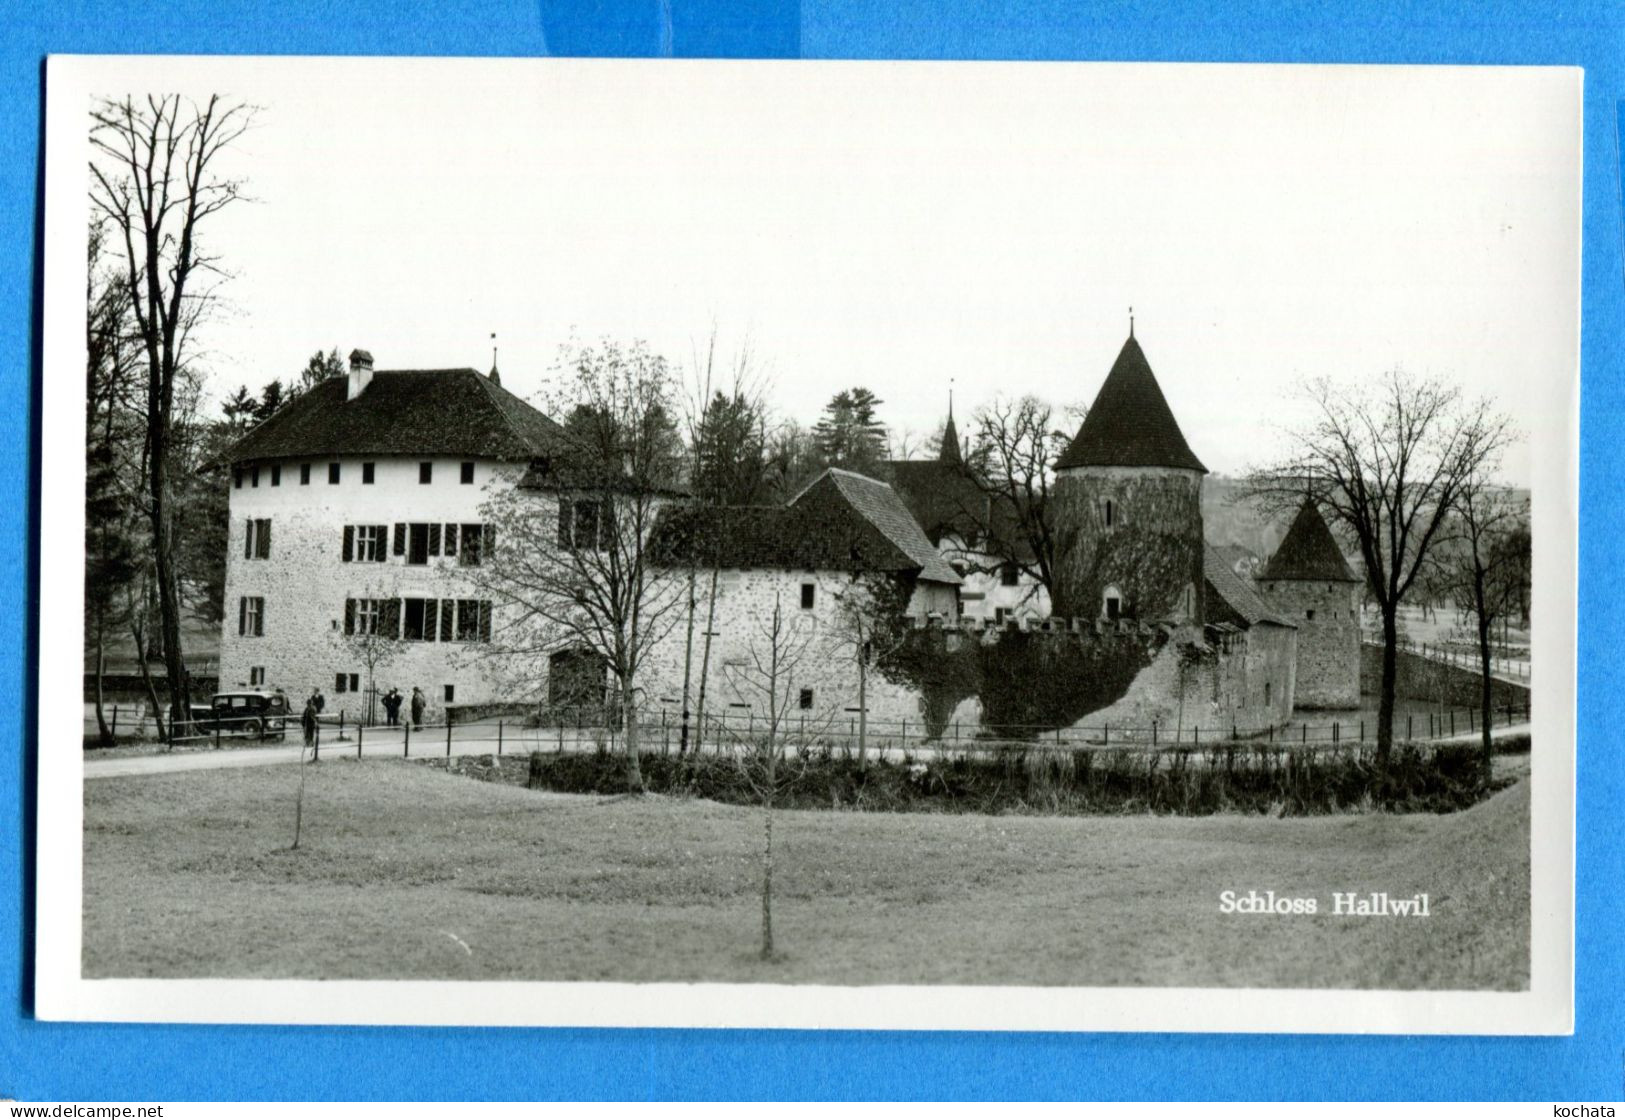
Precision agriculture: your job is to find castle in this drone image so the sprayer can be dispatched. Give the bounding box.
[214,331,1362,734]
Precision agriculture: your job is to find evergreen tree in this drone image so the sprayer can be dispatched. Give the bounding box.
[811,387,887,474]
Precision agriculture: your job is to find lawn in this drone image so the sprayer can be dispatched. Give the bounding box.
[82,758,1530,988]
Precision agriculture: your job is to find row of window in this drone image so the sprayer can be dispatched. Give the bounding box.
[344,596,493,643]
[233,460,478,489]
[342,522,491,566]
[236,596,493,643]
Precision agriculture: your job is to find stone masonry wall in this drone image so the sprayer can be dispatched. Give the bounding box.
[1261,578,1361,709]
[219,455,522,725]
[1359,643,1531,712]
[1050,466,1205,625]
[1079,622,1297,739]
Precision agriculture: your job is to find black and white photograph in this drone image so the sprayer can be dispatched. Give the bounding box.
[36,56,1577,1032]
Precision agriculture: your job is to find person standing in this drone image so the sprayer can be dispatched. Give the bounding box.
[383,688,401,726]
[301,698,319,754]
[310,687,326,716]
[410,686,426,730]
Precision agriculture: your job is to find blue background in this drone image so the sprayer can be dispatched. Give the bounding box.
[3,0,1621,1101]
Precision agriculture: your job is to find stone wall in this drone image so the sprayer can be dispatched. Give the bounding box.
[1050,466,1205,625]
[1359,642,1531,712]
[1079,622,1296,738]
[1260,578,1361,708]
[219,455,523,725]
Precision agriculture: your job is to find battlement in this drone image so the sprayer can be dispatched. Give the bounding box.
[903,613,1174,647]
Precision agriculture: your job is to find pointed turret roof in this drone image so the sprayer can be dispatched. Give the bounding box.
[1258,499,1358,582]
[940,398,963,466]
[1055,335,1206,473]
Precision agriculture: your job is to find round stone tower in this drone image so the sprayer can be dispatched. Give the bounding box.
[1050,331,1207,625]
[1257,499,1362,708]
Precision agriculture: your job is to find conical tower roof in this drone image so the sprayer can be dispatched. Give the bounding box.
[939,401,963,465]
[1055,334,1206,473]
[1259,499,1358,582]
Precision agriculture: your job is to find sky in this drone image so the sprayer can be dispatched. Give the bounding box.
[85,58,1580,485]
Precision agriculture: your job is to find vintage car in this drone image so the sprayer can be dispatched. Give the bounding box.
[187,690,290,740]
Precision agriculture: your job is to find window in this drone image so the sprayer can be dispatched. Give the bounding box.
[1103,585,1123,621]
[1103,498,1114,527]
[800,582,816,610]
[404,522,441,565]
[1265,681,1272,706]
[244,518,272,559]
[458,524,488,566]
[558,498,608,550]
[334,673,348,693]
[344,524,388,562]
[799,688,814,710]
[1000,563,1020,587]
[1306,609,1316,621]
[270,464,281,486]
[994,607,1011,625]
[460,461,475,484]
[362,462,375,484]
[250,465,260,488]
[238,596,264,637]
[419,461,433,484]
[328,462,341,484]
[456,599,482,642]
[444,684,455,703]
[233,467,243,489]
[345,597,387,636]
[403,598,429,641]
[300,463,311,485]
[249,666,265,686]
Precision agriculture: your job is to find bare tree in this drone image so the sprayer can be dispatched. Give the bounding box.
[829,573,910,766]
[717,593,828,961]
[336,592,405,726]
[1249,371,1510,763]
[1431,465,1528,783]
[960,394,1078,597]
[472,339,689,792]
[89,94,256,732]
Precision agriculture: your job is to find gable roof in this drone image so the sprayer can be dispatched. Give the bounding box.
[218,368,572,465]
[1055,335,1207,473]
[1257,499,1358,582]
[1203,545,1291,629]
[884,458,986,545]
[656,469,960,585]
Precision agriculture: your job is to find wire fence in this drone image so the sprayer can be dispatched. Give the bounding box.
[1361,633,1530,681]
[89,693,1533,761]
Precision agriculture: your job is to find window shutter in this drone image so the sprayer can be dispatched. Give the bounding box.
[423,598,439,641]
[344,598,356,635]
[254,599,264,636]
[557,501,572,549]
[375,526,388,562]
[478,601,492,643]
[444,523,458,555]
[342,525,354,562]
[393,523,406,556]
[439,599,454,642]
[483,524,495,559]
[244,520,252,559]
[258,520,271,559]
[428,523,441,556]
[238,597,247,636]
[379,598,399,638]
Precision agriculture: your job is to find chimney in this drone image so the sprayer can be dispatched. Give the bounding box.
[347,349,374,400]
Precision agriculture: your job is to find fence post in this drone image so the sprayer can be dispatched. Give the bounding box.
[447,720,452,758]
[111,705,119,739]
[340,710,346,740]
[1194,726,1200,746]
[1408,714,1414,740]
[498,720,504,756]
[1104,724,1109,747]
[1450,711,1455,736]
[215,716,221,751]
[404,722,410,758]
[358,724,363,760]
[1152,721,1158,748]
[1359,719,1364,742]
[1268,724,1273,744]
[1302,724,1307,745]
[313,727,320,763]
[1468,708,1474,733]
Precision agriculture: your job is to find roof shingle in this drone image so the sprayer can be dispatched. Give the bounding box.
[1257,499,1358,582]
[1203,545,1292,629]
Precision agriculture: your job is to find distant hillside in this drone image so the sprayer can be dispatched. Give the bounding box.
[1202,476,1289,560]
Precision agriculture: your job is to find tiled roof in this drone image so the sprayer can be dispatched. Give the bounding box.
[884,459,986,545]
[218,368,571,465]
[1257,499,1358,582]
[1203,545,1291,629]
[1055,335,1207,473]
[655,469,960,585]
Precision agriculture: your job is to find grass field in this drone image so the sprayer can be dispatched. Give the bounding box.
[82,759,1530,988]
